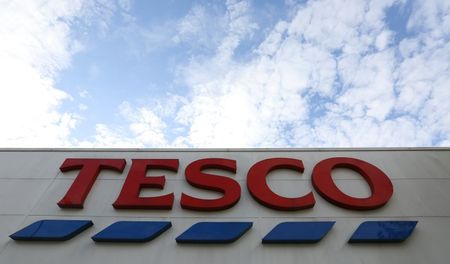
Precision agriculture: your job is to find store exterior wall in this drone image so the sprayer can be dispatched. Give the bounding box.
[0,148,449,264]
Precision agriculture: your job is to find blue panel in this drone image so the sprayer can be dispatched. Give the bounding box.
[92,221,171,242]
[176,222,252,244]
[349,221,418,243]
[262,221,335,244]
[10,220,93,241]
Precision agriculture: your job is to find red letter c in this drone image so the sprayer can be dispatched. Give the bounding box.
[247,158,315,211]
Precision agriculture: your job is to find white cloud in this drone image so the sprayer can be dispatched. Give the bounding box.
[79,89,90,98]
[111,0,449,148]
[117,2,226,57]
[170,0,401,147]
[78,100,174,148]
[0,0,128,147]
[119,102,168,147]
[117,0,133,12]
[0,1,85,147]
[407,0,450,39]
[79,103,88,111]
[335,50,396,121]
[172,5,225,51]
[77,124,144,148]
[395,0,450,145]
[5,0,447,148]
[174,5,209,43]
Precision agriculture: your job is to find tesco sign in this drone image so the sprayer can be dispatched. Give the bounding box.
[57,157,393,212]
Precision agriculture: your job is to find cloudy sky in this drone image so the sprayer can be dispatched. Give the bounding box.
[1,0,449,148]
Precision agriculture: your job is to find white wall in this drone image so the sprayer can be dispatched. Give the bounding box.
[0,149,449,264]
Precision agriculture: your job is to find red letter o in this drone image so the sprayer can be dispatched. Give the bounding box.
[312,157,393,210]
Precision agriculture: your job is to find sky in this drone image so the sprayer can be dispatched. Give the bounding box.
[1,0,449,148]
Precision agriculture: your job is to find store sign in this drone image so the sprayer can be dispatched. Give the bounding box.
[10,155,417,244]
[57,157,394,211]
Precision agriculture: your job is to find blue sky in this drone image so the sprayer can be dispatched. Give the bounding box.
[1,0,449,147]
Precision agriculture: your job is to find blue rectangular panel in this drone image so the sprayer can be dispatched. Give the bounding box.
[349,221,418,243]
[92,221,171,242]
[176,222,252,244]
[262,221,335,243]
[10,220,93,241]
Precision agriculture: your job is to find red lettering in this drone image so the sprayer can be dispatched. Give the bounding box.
[58,156,394,211]
[246,158,315,211]
[180,158,240,211]
[58,159,126,208]
[113,159,178,209]
[311,157,393,210]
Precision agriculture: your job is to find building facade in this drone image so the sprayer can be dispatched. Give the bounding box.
[0,148,449,263]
